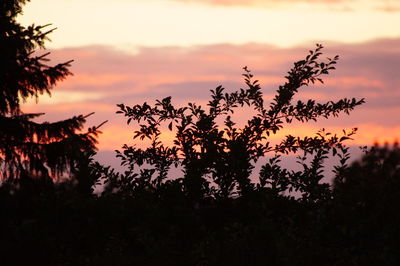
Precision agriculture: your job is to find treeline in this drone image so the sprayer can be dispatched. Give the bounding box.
[1,1,400,265]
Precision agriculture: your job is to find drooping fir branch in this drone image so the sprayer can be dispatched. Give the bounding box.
[0,55,73,115]
[0,117,106,180]
[0,113,87,142]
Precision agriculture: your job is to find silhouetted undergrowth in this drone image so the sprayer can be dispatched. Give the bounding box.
[1,145,400,265]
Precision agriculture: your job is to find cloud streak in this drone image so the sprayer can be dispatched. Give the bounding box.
[170,0,400,12]
[173,0,346,6]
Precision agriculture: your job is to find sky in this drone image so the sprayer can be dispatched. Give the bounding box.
[19,0,400,168]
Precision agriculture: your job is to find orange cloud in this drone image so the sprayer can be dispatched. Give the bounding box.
[97,122,400,153]
[355,124,400,145]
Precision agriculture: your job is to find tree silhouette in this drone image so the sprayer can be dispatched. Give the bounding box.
[328,144,400,265]
[0,0,100,185]
[111,44,364,202]
[334,143,400,206]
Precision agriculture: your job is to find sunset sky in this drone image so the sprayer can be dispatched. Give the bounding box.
[19,0,400,168]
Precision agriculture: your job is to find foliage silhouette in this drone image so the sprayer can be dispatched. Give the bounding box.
[111,44,364,202]
[0,0,101,188]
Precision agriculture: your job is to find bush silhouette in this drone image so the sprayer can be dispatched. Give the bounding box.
[108,44,364,203]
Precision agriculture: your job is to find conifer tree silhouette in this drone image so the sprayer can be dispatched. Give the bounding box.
[0,0,100,183]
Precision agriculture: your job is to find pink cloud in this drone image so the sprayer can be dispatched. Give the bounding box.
[23,38,400,154]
